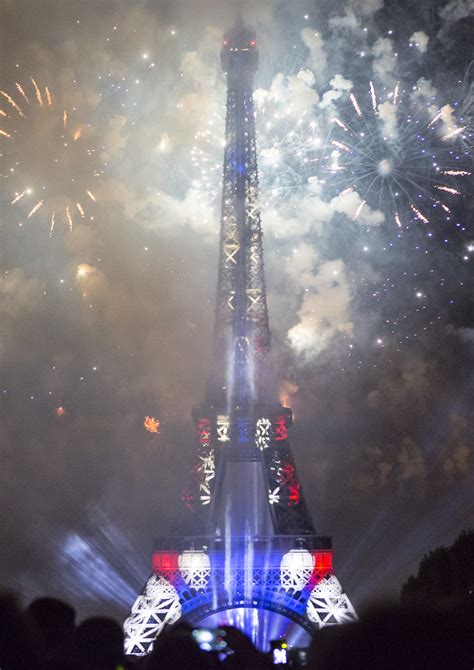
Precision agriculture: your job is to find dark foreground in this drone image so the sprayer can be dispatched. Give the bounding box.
[1,592,472,669]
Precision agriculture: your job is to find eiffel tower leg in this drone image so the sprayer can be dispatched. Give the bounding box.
[306,573,358,627]
[124,575,182,656]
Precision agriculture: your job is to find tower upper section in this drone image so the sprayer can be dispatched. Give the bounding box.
[221,21,258,86]
[209,16,272,409]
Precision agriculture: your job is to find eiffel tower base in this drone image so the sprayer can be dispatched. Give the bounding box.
[124,536,357,656]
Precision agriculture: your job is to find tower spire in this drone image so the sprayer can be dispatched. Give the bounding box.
[233,0,243,25]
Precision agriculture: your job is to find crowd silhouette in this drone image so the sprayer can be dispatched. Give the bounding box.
[0,588,472,669]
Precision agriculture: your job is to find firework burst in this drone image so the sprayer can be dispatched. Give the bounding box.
[1,78,99,235]
[257,107,323,208]
[327,81,471,228]
[191,103,324,213]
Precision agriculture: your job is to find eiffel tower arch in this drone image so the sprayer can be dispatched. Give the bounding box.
[124,14,357,656]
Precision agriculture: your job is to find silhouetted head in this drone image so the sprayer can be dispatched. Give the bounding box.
[26,596,76,650]
[74,616,124,669]
[1,593,44,669]
[146,629,213,669]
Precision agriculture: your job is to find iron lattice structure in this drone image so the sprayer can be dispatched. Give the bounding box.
[124,16,357,656]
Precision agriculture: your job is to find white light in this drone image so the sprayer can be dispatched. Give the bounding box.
[217,415,230,442]
[280,549,314,590]
[255,418,271,450]
[179,550,211,589]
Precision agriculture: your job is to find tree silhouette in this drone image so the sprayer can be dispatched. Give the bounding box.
[401,530,474,607]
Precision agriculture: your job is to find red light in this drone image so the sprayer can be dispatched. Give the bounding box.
[198,418,211,448]
[313,551,333,575]
[275,415,289,441]
[253,336,267,355]
[249,40,256,46]
[152,551,179,573]
[55,406,66,417]
[288,484,300,506]
[182,488,194,512]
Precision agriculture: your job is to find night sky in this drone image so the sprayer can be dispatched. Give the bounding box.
[0,0,473,621]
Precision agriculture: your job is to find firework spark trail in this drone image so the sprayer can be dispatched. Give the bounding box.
[0,129,12,138]
[332,139,350,152]
[355,199,366,218]
[442,170,471,176]
[428,111,442,128]
[30,78,43,107]
[393,82,400,106]
[28,200,44,218]
[349,93,362,117]
[370,81,377,112]
[76,203,85,217]
[442,127,466,141]
[15,83,30,105]
[0,90,25,117]
[11,190,27,204]
[63,111,68,127]
[74,128,82,141]
[45,86,52,107]
[66,206,73,232]
[87,190,97,202]
[434,185,461,195]
[410,204,429,224]
[332,117,349,132]
[49,212,55,237]
[438,202,452,213]
[340,187,354,196]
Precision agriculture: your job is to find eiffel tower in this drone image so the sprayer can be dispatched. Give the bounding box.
[124,15,356,655]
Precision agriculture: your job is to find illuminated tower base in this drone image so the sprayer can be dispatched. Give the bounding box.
[124,536,356,654]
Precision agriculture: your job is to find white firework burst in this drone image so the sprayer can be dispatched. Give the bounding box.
[327,80,472,228]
